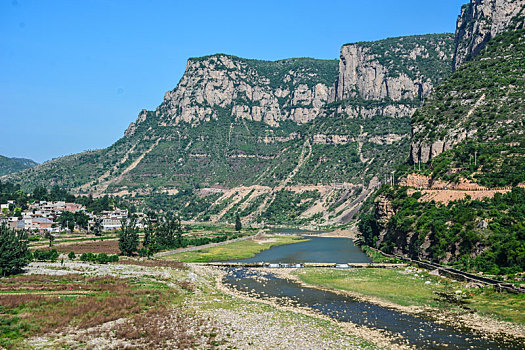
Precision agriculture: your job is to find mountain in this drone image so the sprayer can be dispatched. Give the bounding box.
[359,0,525,274]
[2,34,455,224]
[453,0,525,70]
[412,0,525,163]
[0,155,38,176]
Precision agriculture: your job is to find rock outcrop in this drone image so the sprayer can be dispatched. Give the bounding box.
[148,55,337,127]
[453,0,525,71]
[333,34,454,119]
[411,1,525,165]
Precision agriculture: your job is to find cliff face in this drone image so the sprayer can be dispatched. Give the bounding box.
[5,34,458,224]
[333,34,454,119]
[149,55,337,128]
[453,0,525,71]
[411,27,525,164]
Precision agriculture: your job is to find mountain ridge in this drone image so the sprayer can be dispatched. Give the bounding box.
[0,155,38,176]
[2,32,456,224]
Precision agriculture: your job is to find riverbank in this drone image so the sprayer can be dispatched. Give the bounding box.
[5,260,381,349]
[282,268,525,340]
[163,234,309,262]
[191,265,384,349]
[208,265,402,349]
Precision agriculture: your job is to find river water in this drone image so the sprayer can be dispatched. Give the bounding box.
[233,236,372,264]
[224,235,524,349]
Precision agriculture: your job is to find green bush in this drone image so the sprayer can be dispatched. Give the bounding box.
[0,224,29,276]
[79,252,118,264]
[32,249,59,262]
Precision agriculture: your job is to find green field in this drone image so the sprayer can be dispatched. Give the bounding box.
[295,268,525,325]
[164,235,308,262]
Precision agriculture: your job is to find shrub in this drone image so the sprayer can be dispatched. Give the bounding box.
[79,252,118,264]
[0,224,29,276]
[32,249,59,262]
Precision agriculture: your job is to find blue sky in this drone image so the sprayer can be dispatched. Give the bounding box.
[1,0,466,163]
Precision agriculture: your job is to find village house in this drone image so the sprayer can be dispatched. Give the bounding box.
[100,209,128,231]
[1,200,138,233]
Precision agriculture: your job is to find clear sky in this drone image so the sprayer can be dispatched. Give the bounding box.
[1,0,466,163]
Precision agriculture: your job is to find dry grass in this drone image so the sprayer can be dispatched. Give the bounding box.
[0,274,176,348]
[52,239,121,254]
[109,307,221,349]
[0,271,219,349]
[116,258,185,269]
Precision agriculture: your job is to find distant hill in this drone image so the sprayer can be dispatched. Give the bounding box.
[0,155,38,176]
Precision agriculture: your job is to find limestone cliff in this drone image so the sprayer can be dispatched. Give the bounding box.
[332,34,454,119]
[411,26,525,164]
[453,0,525,71]
[142,55,337,128]
[6,36,458,225]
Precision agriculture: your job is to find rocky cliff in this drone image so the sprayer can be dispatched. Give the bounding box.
[410,28,525,164]
[453,0,525,70]
[5,35,456,225]
[332,34,454,119]
[125,55,337,136]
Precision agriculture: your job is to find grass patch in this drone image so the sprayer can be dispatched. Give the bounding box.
[294,268,525,325]
[467,289,525,324]
[360,246,404,263]
[165,235,308,262]
[0,273,187,349]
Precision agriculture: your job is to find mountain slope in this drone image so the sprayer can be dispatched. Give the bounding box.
[359,24,525,274]
[3,34,455,224]
[410,29,525,166]
[453,0,525,70]
[0,155,38,176]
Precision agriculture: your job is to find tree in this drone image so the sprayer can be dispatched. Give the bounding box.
[45,231,55,247]
[68,251,76,260]
[155,214,182,249]
[0,224,29,276]
[118,216,138,256]
[74,211,89,231]
[93,218,103,236]
[32,186,48,201]
[235,214,242,231]
[56,211,75,232]
[13,207,22,217]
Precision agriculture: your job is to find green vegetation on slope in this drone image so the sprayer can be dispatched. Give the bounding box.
[360,186,525,275]
[405,136,525,187]
[357,29,525,275]
[412,29,525,147]
[0,155,37,176]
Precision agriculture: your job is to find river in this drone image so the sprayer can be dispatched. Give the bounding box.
[223,235,523,349]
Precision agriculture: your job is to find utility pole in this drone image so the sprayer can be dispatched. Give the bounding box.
[474,150,478,166]
[391,171,395,186]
